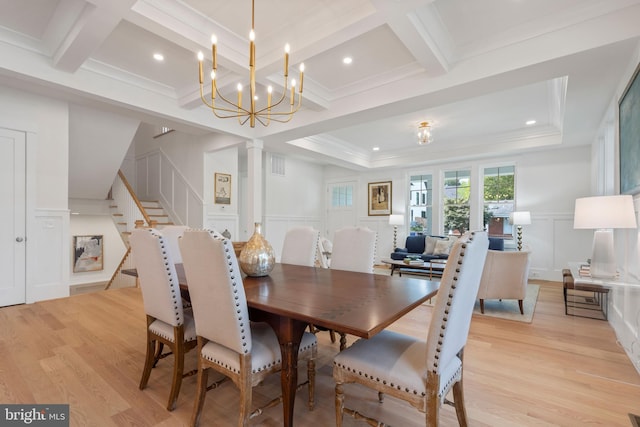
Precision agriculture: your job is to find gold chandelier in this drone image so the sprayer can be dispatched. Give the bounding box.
[197,0,304,128]
[417,121,433,145]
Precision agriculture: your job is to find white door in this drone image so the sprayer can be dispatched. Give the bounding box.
[0,128,26,306]
[326,181,357,240]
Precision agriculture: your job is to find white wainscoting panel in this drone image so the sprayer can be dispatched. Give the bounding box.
[29,209,69,303]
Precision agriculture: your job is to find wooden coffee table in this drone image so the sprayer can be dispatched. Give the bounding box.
[381,258,447,279]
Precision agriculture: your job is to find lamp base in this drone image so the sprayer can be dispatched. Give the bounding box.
[393,226,398,250]
[590,229,616,279]
[516,226,523,251]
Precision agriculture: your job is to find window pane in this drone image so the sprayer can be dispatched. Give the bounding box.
[483,165,515,237]
[443,169,470,235]
[331,184,353,208]
[409,174,432,234]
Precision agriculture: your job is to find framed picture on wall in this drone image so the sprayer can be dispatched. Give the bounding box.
[73,235,104,273]
[368,181,392,216]
[214,172,231,204]
[619,61,640,195]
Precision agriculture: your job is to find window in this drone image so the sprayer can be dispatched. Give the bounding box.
[409,174,432,235]
[443,169,470,236]
[331,184,353,208]
[483,166,515,237]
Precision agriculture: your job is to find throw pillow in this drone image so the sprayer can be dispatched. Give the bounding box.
[423,236,439,255]
[446,236,458,251]
[433,239,450,256]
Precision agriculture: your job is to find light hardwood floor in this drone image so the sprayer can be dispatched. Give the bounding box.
[0,281,638,426]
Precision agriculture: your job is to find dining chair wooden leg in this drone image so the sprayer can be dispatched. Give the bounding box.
[339,333,347,351]
[153,342,164,368]
[139,332,155,390]
[166,326,185,411]
[307,356,316,410]
[452,380,468,427]
[190,369,209,427]
[238,356,252,427]
[329,329,336,343]
[335,383,345,427]
[479,299,485,314]
[426,372,439,427]
[518,299,524,315]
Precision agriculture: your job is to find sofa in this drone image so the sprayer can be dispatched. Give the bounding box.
[390,234,504,262]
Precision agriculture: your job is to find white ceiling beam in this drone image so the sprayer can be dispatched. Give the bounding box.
[50,0,136,73]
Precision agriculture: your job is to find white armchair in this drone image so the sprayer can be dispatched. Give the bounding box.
[477,249,531,315]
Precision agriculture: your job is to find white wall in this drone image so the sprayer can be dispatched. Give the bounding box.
[593,45,640,374]
[263,154,325,260]
[324,146,593,280]
[205,146,240,237]
[0,85,70,302]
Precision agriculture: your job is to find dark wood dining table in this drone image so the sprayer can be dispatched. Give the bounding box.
[123,263,439,427]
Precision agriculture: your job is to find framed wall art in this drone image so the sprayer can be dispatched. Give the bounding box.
[368,181,392,216]
[73,235,104,273]
[619,61,640,195]
[214,172,231,204]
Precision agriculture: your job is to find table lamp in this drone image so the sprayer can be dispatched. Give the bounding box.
[573,195,637,279]
[389,214,404,250]
[509,211,531,251]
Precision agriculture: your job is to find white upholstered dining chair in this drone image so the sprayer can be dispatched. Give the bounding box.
[280,226,320,267]
[333,231,489,427]
[158,225,189,263]
[326,226,377,350]
[329,226,377,273]
[179,229,318,427]
[129,228,197,411]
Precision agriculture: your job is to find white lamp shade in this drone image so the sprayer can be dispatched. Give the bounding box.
[574,195,637,229]
[389,214,404,226]
[509,211,531,226]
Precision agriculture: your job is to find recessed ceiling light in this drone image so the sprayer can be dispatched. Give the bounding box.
[343,57,352,65]
[525,119,536,125]
[153,53,164,61]
[372,147,380,151]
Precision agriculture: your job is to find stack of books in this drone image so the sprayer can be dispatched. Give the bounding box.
[403,258,423,265]
[579,264,591,277]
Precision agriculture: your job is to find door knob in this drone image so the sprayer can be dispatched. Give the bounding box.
[15,237,24,242]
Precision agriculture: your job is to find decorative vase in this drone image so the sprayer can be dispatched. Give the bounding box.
[239,222,275,277]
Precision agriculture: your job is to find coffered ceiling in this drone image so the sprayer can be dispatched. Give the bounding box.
[1,0,639,170]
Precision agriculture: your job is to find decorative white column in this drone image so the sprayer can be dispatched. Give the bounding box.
[246,139,263,233]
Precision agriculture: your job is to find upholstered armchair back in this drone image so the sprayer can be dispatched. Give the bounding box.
[477,250,530,300]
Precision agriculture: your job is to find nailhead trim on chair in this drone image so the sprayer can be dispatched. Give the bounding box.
[430,233,474,375]
[146,228,184,326]
[203,229,252,355]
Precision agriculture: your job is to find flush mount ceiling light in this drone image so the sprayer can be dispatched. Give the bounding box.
[417,121,433,145]
[197,0,304,128]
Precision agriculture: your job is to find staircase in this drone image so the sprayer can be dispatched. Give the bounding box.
[140,200,174,228]
[106,171,179,290]
[106,200,175,290]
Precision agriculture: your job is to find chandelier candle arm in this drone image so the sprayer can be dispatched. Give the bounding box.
[196,0,304,127]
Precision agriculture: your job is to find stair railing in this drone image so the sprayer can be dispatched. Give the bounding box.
[105,170,154,290]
